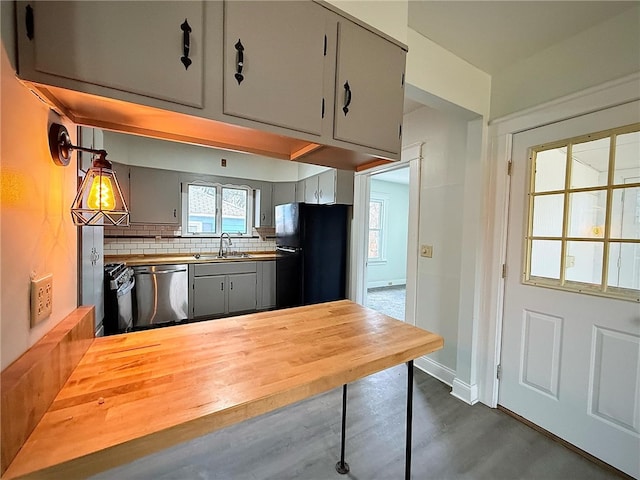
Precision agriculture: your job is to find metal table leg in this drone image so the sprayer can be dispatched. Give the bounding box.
[406,360,414,480]
[336,384,350,474]
[336,362,414,478]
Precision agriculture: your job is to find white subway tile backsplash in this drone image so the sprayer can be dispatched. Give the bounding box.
[104,223,275,256]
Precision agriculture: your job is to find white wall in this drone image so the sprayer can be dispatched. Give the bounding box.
[1,1,78,369]
[406,28,492,118]
[326,0,408,45]
[103,131,300,182]
[367,179,409,288]
[403,105,471,373]
[491,4,640,120]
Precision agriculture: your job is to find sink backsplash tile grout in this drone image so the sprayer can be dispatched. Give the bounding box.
[104,224,275,256]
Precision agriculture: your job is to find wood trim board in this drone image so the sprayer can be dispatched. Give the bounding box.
[1,307,95,475]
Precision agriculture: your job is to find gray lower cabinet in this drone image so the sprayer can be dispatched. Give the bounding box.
[193,275,226,318]
[228,273,258,313]
[257,261,276,310]
[190,262,258,319]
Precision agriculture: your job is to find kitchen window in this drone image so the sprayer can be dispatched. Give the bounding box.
[183,182,254,236]
[524,124,640,301]
[368,197,386,262]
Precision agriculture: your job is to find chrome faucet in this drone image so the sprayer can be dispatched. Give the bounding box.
[219,232,232,257]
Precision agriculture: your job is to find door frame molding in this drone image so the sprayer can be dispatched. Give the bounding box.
[479,72,640,407]
[350,143,422,326]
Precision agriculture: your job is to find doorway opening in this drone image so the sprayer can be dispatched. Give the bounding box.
[364,166,410,321]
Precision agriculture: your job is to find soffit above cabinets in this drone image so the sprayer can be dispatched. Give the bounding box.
[35,83,388,172]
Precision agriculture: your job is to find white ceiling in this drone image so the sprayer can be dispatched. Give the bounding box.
[407,1,636,75]
[372,166,410,185]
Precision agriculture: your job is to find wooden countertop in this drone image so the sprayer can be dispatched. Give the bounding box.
[105,252,276,266]
[3,300,443,479]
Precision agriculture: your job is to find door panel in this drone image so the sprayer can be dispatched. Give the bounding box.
[500,101,640,478]
[228,273,257,313]
[223,1,327,135]
[193,276,226,318]
[32,1,204,108]
[334,20,405,154]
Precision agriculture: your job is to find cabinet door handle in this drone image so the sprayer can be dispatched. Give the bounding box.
[221,282,224,291]
[234,39,245,85]
[25,4,34,40]
[342,81,352,116]
[319,189,323,199]
[230,281,234,290]
[173,208,177,218]
[180,19,192,70]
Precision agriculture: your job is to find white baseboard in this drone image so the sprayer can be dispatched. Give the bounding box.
[414,355,455,386]
[367,279,407,289]
[451,378,479,405]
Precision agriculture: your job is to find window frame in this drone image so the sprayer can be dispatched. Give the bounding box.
[368,195,388,264]
[523,123,640,302]
[182,181,254,237]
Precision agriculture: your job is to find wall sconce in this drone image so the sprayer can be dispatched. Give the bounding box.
[49,123,129,226]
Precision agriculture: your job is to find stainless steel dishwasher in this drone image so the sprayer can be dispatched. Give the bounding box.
[132,264,188,327]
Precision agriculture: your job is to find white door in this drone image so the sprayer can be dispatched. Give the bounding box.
[500,101,640,478]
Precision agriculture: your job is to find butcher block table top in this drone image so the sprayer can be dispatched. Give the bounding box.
[4,300,443,479]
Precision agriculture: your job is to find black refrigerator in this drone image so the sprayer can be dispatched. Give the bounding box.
[275,203,349,308]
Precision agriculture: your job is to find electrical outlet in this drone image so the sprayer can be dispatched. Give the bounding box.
[420,245,433,258]
[566,255,576,268]
[30,274,53,327]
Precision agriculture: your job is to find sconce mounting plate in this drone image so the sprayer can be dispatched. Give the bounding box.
[48,123,72,166]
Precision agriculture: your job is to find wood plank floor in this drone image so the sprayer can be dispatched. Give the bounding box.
[90,366,619,480]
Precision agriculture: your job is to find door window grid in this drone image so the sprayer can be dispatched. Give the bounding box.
[524,123,640,302]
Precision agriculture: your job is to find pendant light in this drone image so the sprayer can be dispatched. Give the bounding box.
[49,123,129,226]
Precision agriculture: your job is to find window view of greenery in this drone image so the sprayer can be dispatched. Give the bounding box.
[187,184,251,235]
[368,199,384,260]
[526,125,640,300]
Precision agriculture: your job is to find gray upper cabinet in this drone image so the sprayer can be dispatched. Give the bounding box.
[255,182,273,227]
[15,1,406,168]
[111,162,131,210]
[223,1,329,136]
[303,169,354,205]
[17,1,206,109]
[272,182,297,207]
[128,166,181,224]
[333,19,406,155]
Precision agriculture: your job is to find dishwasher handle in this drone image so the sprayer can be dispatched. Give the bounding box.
[135,268,186,275]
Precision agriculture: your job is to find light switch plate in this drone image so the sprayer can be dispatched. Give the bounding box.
[420,245,433,258]
[30,274,53,326]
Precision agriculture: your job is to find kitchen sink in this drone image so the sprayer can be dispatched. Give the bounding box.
[193,253,252,260]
